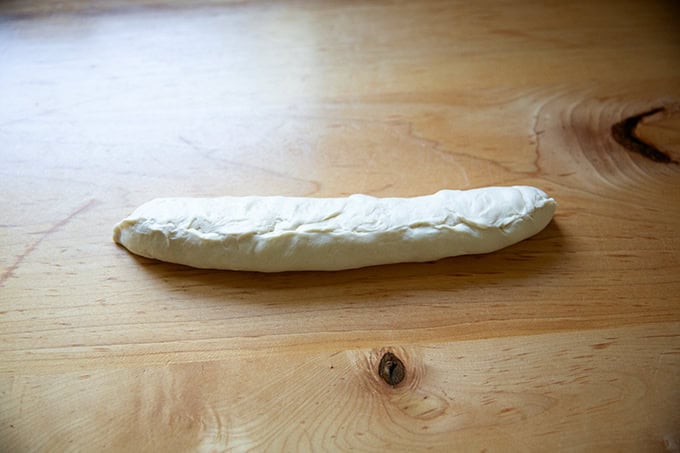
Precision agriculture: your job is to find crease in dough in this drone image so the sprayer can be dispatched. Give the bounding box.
[113,186,556,272]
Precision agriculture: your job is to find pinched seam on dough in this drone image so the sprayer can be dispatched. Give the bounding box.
[121,194,552,240]
[121,204,539,245]
[114,187,555,246]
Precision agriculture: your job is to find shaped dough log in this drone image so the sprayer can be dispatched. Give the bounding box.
[113,186,556,272]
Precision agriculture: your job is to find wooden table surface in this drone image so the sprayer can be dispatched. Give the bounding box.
[1,1,679,451]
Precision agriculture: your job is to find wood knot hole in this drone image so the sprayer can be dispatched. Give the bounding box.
[378,352,405,386]
[611,106,677,163]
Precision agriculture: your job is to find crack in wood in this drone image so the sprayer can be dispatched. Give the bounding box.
[0,199,99,285]
[611,107,676,164]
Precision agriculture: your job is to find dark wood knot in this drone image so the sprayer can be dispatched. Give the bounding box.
[611,106,676,164]
[378,352,405,386]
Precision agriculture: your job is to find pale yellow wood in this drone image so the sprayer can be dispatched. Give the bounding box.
[1,1,679,451]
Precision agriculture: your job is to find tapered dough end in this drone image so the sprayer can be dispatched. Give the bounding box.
[112,224,122,244]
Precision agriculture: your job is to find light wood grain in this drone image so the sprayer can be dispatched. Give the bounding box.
[1,0,679,451]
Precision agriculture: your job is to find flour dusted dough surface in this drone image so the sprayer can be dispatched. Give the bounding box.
[113,186,556,272]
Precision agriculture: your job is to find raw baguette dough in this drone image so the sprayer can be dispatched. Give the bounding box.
[113,186,556,272]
